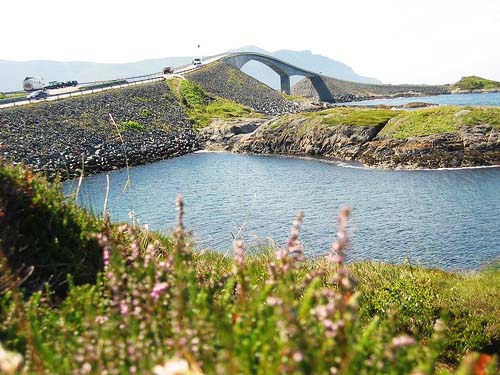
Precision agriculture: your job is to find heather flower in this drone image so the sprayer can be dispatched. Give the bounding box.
[151,282,169,301]
[285,210,305,261]
[95,233,111,268]
[232,239,245,265]
[154,356,203,375]
[0,344,22,374]
[391,335,416,349]
[119,300,129,316]
[327,207,350,265]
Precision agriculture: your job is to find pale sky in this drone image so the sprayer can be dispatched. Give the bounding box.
[2,0,500,84]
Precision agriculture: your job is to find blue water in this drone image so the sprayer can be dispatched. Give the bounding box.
[64,153,500,271]
[342,92,500,107]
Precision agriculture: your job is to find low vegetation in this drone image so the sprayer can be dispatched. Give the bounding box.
[0,162,102,295]
[305,107,401,127]
[167,78,258,128]
[281,93,311,102]
[139,108,153,117]
[380,106,500,139]
[453,76,500,91]
[0,92,25,100]
[0,162,498,374]
[118,120,146,132]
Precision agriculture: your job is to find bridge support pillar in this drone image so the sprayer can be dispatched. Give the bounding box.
[310,76,334,102]
[280,74,291,95]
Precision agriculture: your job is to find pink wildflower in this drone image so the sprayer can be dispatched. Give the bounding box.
[151,282,169,301]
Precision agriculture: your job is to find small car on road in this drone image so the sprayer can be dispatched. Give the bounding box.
[27,90,48,100]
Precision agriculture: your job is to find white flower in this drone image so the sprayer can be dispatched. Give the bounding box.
[0,343,23,374]
[154,357,191,375]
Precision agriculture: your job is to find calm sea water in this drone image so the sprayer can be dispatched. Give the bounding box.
[63,153,500,271]
[342,92,500,107]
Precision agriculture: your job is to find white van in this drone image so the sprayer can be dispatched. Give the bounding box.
[192,58,202,66]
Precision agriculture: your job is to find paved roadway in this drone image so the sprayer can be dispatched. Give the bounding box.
[0,58,223,109]
[0,53,258,109]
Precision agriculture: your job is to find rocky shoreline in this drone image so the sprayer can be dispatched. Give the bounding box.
[0,82,199,180]
[198,111,500,169]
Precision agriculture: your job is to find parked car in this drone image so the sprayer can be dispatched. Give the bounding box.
[45,80,78,89]
[27,90,48,100]
[45,81,62,89]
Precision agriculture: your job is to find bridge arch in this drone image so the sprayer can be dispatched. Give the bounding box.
[220,52,333,102]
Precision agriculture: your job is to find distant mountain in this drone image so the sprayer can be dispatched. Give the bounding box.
[0,45,380,92]
[230,45,382,89]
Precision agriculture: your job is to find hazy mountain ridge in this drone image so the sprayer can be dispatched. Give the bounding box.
[0,46,380,91]
[231,45,381,89]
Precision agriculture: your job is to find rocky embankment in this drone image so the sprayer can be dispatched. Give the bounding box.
[186,62,301,115]
[292,76,450,102]
[357,127,500,168]
[201,107,500,169]
[0,82,198,179]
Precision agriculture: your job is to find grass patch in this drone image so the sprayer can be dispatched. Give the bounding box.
[0,162,102,295]
[171,79,255,128]
[138,108,153,117]
[380,106,500,139]
[228,69,245,85]
[454,76,500,91]
[281,93,311,102]
[0,92,26,100]
[132,96,151,103]
[305,107,401,127]
[118,120,146,131]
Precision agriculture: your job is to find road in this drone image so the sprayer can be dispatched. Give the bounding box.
[0,58,222,109]
[0,54,235,110]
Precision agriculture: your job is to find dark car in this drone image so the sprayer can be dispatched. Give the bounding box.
[27,90,48,100]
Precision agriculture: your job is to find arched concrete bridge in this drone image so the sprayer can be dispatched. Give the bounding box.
[204,52,334,102]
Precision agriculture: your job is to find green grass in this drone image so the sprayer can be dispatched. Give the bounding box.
[454,76,500,91]
[118,120,146,131]
[281,93,311,102]
[0,162,102,295]
[380,106,500,139]
[0,92,26,100]
[0,162,498,374]
[228,69,245,85]
[138,108,153,117]
[168,78,255,128]
[310,108,401,127]
[132,96,151,103]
